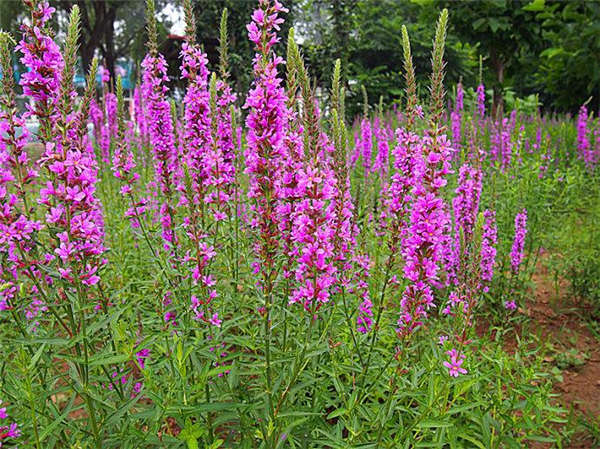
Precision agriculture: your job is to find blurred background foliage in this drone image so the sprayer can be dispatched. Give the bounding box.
[1,0,599,114]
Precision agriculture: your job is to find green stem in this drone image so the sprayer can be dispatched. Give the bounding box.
[375,373,397,447]
[340,286,365,367]
[358,258,393,391]
[83,392,101,448]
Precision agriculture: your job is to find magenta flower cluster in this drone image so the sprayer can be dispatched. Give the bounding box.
[10,0,107,307]
[244,0,289,288]
[480,210,498,292]
[288,151,338,312]
[510,208,528,275]
[141,50,180,249]
[16,1,63,109]
[443,348,467,377]
[398,131,452,338]
[451,82,464,149]
[0,399,19,445]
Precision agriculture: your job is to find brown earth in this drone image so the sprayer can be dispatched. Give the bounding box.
[527,260,600,448]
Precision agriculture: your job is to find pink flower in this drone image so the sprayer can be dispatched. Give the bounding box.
[476,84,485,118]
[510,208,528,274]
[244,0,289,294]
[359,117,372,177]
[141,49,179,250]
[443,348,467,377]
[480,210,498,290]
[0,398,19,444]
[397,131,452,338]
[135,349,150,369]
[209,313,222,328]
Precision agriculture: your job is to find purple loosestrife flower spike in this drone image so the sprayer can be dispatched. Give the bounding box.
[380,129,418,250]
[178,8,224,327]
[577,104,593,168]
[443,348,467,377]
[16,0,64,142]
[476,83,485,119]
[25,4,108,293]
[244,0,289,289]
[39,91,106,285]
[276,28,305,280]
[327,59,372,331]
[112,76,140,199]
[446,163,482,287]
[510,208,528,275]
[480,210,497,292]
[451,110,461,152]
[373,117,390,178]
[450,81,464,151]
[142,0,180,250]
[288,145,338,312]
[453,164,482,239]
[360,116,372,177]
[0,32,43,318]
[397,125,453,339]
[0,399,20,444]
[456,81,464,112]
[286,33,338,313]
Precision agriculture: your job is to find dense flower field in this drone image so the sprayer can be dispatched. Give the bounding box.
[1,0,600,447]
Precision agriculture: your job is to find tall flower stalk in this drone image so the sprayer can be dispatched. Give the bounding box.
[178,2,221,327]
[244,0,289,437]
[505,208,528,311]
[11,3,110,445]
[142,0,180,251]
[398,9,452,343]
[0,31,43,320]
[285,34,337,315]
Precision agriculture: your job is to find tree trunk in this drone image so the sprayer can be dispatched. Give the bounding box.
[490,50,504,119]
[75,0,104,75]
[102,4,117,89]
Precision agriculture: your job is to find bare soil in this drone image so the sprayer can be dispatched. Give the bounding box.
[527,260,600,448]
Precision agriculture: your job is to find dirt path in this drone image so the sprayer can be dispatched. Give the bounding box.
[528,261,600,448]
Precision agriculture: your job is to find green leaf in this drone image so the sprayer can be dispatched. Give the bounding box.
[488,18,501,33]
[527,435,557,443]
[523,0,545,11]
[208,439,224,449]
[540,47,564,59]
[89,353,130,367]
[106,395,141,427]
[39,395,76,441]
[177,418,206,449]
[27,343,46,370]
[326,408,347,420]
[417,419,453,428]
[458,433,486,449]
